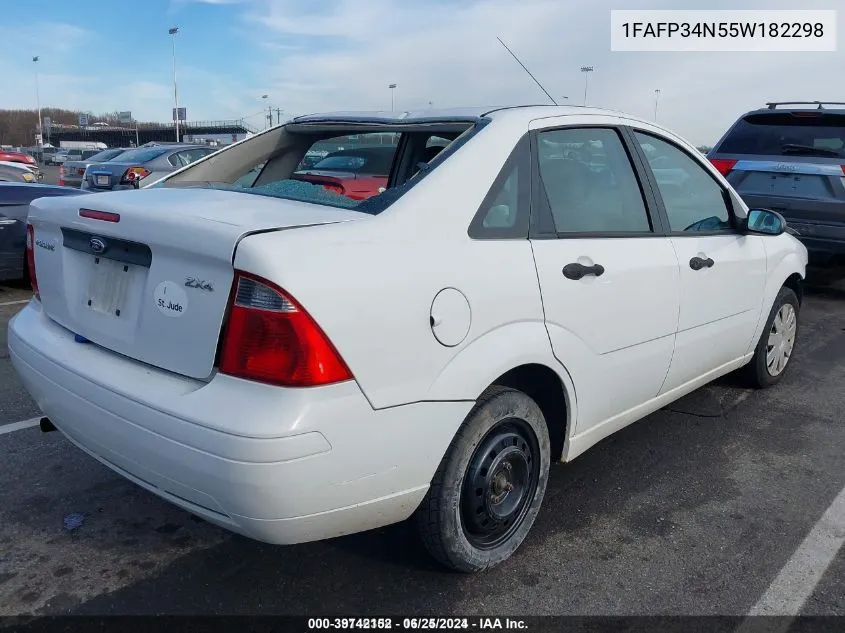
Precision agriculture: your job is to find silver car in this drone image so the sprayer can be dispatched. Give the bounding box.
[81,144,217,191]
[61,148,131,188]
[0,161,42,183]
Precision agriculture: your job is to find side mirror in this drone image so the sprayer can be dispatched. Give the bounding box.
[745,208,786,236]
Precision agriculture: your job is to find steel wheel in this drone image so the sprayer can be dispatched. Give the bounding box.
[460,419,540,550]
[766,303,797,377]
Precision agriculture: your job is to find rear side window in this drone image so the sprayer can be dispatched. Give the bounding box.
[536,127,652,234]
[111,148,168,163]
[307,147,395,176]
[169,148,214,167]
[717,112,845,157]
[468,134,529,239]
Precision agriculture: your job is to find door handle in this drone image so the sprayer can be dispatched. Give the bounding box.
[689,256,714,271]
[562,262,605,280]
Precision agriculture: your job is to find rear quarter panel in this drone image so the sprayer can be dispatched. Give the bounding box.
[231,116,560,410]
[234,221,551,410]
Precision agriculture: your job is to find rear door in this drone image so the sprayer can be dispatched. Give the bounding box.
[710,110,845,240]
[528,119,680,434]
[630,127,767,393]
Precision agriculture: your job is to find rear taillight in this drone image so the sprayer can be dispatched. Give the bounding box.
[77,168,85,176]
[219,272,353,387]
[120,166,151,185]
[840,165,845,175]
[25,223,39,300]
[709,158,737,177]
[58,166,65,186]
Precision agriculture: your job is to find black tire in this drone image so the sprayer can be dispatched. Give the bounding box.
[415,386,551,573]
[743,286,800,389]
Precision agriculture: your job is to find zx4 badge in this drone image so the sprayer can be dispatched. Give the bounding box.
[184,277,214,292]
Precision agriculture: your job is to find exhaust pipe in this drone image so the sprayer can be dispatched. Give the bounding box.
[39,417,56,433]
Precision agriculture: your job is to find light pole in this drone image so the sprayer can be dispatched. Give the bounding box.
[654,89,661,122]
[262,94,270,129]
[580,66,594,106]
[168,27,180,142]
[33,56,42,147]
[388,83,397,111]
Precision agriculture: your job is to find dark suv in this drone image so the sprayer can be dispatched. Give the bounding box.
[708,101,845,263]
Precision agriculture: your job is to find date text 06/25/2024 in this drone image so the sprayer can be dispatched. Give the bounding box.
[306,618,528,630]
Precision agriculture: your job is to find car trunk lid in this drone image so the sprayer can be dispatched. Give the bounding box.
[713,110,845,223]
[726,158,845,223]
[85,162,133,189]
[27,187,367,379]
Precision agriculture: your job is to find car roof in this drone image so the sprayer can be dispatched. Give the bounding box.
[730,101,845,121]
[0,182,89,205]
[289,105,639,126]
[0,160,30,170]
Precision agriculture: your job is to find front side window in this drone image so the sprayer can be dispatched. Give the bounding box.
[537,127,652,234]
[634,132,732,233]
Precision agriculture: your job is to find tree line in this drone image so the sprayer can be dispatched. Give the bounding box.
[0,108,141,147]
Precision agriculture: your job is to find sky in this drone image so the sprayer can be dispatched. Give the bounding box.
[0,0,842,145]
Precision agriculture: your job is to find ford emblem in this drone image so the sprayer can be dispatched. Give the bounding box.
[89,237,107,254]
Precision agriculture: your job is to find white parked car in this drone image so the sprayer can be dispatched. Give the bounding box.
[9,106,807,572]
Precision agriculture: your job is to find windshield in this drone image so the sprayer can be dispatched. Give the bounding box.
[306,148,394,175]
[717,112,845,157]
[108,148,168,163]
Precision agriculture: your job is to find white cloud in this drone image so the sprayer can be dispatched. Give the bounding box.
[2,2,843,145]
[243,0,845,145]
[5,21,92,56]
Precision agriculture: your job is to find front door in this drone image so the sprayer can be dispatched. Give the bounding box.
[629,129,767,393]
[528,123,681,435]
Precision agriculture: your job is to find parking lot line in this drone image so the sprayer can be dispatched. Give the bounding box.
[0,299,30,307]
[0,417,41,435]
[748,483,845,616]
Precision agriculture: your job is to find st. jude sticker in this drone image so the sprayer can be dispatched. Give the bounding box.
[153,281,188,318]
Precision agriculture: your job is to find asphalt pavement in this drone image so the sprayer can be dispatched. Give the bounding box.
[40,165,61,186]
[0,273,844,617]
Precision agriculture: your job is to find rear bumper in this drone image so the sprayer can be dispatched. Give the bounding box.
[784,221,845,255]
[81,182,132,192]
[8,302,471,544]
[739,194,845,254]
[0,262,24,282]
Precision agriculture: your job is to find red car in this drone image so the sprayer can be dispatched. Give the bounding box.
[292,146,395,201]
[0,150,38,167]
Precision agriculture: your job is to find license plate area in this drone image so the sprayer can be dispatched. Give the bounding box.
[96,175,110,186]
[86,256,132,317]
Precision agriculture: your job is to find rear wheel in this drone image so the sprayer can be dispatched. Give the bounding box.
[743,286,800,388]
[415,386,550,572]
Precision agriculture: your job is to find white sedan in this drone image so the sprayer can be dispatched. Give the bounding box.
[9,106,807,572]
